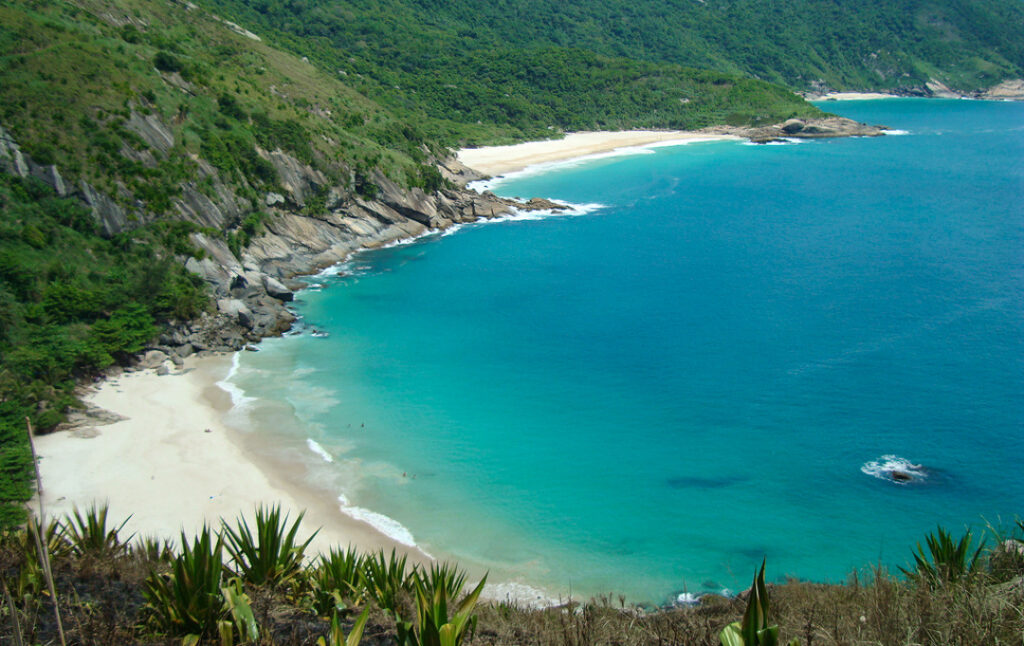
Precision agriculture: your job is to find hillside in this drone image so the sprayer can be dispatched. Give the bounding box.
[203,0,1024,100]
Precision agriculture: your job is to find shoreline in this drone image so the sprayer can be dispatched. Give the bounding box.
[457,130,740,177]
[31,355,431,562]
[33,352,560,607]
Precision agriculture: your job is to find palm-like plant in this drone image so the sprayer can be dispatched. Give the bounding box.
[719,560,798,646]
[61,504,132,558]
[404,571,486,646]
[222,504,317,589]
[317,606,371,646]
[361,548,414,615]
[142,526,228,640]
[311,546,366,616]
[899,526,985,585]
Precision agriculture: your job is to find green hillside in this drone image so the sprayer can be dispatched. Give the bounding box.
[204,0,1024,99]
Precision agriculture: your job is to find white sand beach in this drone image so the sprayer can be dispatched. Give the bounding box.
[810,91,902,101]
[457,130,738,176]
[31,354,430,563]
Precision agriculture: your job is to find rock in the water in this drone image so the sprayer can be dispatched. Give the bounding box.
[891,470,913,482]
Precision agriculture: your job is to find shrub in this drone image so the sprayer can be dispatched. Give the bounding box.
[222,504,317,590]
[900,526,985,585]
[61,503,132,559]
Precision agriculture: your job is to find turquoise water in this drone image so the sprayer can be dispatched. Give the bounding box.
[229,99,1024,604]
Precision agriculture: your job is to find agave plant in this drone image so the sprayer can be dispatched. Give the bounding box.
[311,546,366,616]
[719,560,798,646]
[132,535,176,565]
[417,562,469,601]
[401,570,487,646]
[899,526,985,585]
[60,504,132,558]
[361,548,414,615]
[317,606,370,646]
[142,526,229,640]
[222,504,317,589]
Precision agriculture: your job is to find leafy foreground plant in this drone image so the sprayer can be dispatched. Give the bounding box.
[362,548,414,615]
[61,503,132,558]
[397,567,486,646]
[311,546,366,616]
[719,560,798,646]
[222,504,317,590]
[317,606,370,646]
[142,526,257,644]
[899,525,985,585]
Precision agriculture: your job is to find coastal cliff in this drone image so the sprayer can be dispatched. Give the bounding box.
[0,121,552,360]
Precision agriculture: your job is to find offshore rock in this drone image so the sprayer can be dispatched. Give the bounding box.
[708,117,887,143]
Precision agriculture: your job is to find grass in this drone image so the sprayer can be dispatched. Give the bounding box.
[0,505,1021,644]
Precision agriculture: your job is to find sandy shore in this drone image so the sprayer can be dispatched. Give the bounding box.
[31,354,556,606]
[457,130,738,177]
[809,91,901,101]
[31,354,431,564]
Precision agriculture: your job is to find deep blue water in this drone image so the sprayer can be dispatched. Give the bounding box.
[229,99,1024,603]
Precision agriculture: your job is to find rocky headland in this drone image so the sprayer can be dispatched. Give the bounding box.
[0,121,563,371]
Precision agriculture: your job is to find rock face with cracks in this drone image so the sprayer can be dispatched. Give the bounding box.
[0,120,559,359]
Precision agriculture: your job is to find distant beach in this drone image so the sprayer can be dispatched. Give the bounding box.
[457,130,739,176]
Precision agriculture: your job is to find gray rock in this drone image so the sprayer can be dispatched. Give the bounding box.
[125,111,175,156]
[781,118,805,134]
[263,275,294,301]
[217,298,254,328]
[140,350,169,369]
[156,363,171,376]
[265,192,286,207]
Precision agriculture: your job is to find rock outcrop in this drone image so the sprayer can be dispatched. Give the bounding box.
[1,119,566,361]
[706,117,887,143]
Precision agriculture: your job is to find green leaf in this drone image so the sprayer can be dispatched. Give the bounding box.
[719,622,744,646]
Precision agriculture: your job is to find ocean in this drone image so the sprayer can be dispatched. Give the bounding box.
[224,98,1024,604]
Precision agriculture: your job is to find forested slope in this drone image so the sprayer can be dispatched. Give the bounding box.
[207,0,1024,99]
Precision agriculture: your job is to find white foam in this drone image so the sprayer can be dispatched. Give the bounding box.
[338,499,417,547]
[675,592,701,605]
[306,439,334,463]
[216,353,257,408]
[861,454,928,484]
[883,129,911,136]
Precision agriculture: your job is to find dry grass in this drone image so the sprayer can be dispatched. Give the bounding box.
[1,521,1022,645]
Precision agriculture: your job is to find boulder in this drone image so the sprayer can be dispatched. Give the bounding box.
[139,350,169,369]
[217,298,254,328]
[263,275,294,301]
[781,119,805,134]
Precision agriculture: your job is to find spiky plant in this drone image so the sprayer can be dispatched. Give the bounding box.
[132,535,175,566]
[899,526,985,585]
[719,560,798,646]
[311,546,365,616]
[417,562,469,601]
[403,570,487,646]
[60,504,131,559]
[142,526,228,640]
[222,504,317,590]
[317,606,370,646]
[361,549,414,616]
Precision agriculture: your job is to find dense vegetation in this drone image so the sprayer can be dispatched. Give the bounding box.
[203,0,1024,112]
[2,503,1022,644]
[0,175,209,526]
